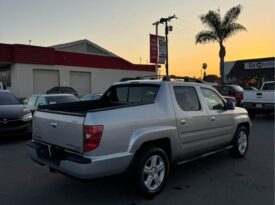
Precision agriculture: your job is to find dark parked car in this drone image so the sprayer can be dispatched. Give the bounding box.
[24,94,79,113]
[46,86,78,96]
[0,90,32,137]
[213,85,244,105]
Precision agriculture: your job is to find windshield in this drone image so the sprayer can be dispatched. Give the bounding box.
[0,92,20,105]
[45,95,79,104]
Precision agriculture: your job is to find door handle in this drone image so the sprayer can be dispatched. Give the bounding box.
[51,122,58,128]
[180,119,186,125]
[211,116,216,121]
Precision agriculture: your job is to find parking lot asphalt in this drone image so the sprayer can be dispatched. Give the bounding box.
[0,115,274,205]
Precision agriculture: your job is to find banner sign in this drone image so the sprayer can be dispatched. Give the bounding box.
[150,34,158,63]
[158,36,166,64]
[244,60,274,70]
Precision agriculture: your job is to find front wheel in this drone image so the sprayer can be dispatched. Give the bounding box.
[229,126,249,158]
[134,147,169,197]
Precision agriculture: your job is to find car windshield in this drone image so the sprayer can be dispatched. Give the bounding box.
[0,92,20,105]
[45,95,79,104]
[233,85,244,92]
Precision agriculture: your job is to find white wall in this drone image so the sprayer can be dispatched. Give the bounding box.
[11,63,155,98]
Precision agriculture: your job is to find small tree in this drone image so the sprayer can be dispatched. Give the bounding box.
[195,5,246,84]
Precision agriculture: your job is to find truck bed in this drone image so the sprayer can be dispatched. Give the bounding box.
[39,99,130,115]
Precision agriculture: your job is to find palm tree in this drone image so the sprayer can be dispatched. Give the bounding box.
[195,5,246,83]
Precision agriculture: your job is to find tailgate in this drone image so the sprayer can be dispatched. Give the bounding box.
[33,111,85,153]
[243,91,275,103]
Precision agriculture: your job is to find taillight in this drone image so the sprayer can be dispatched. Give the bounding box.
[83,125,104,152]
[235,93,243,101]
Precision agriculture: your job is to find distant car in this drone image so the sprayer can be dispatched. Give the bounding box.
[46,86,78,96]
[243,86,258,91]
[24,94,79,113]
[213,85,244,105]
[0,90,32,137]
[80,93,102,101]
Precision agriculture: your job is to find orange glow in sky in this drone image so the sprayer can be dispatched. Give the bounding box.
[0,0,274,77]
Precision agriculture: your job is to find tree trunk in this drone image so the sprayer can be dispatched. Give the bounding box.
[219,44,226,84]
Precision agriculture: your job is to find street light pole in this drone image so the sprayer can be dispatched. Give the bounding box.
[154,15,177,76]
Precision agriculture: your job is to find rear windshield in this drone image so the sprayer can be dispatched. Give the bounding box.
[0,92,20,105]
[262,82,275,90]
[104,84,160,104]
[45,95,79,105]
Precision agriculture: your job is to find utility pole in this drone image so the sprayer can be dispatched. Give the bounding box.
[159,15,177,75]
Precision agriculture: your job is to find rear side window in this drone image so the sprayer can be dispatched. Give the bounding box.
[174,86,200,111]
[106,84,159,104]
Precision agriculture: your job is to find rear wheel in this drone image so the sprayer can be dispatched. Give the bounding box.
[133,146,169,197]
[229,126,249,158]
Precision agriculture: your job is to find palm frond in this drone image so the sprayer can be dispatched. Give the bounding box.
[223,23,247,39]
[195,31,218,44]
[200,10,222,35]
[222,5,243,28]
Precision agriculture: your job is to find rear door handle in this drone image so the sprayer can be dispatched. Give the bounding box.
[211,116,216,121]
[180,119,186,125]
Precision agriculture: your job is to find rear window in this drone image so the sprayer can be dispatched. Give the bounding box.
[262,82,275,90]
[105,84,160,104]
[62,87,75,92]
[0,92,20,105]
[45,95,79,104]
[233,85,244,92]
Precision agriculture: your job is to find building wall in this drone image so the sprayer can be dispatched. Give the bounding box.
[10,63,155,98]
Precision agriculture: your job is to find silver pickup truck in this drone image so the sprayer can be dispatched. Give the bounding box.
[27,76,251,197]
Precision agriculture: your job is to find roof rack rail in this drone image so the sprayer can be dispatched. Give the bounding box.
[120,75,205,84]
[119,75,165,82]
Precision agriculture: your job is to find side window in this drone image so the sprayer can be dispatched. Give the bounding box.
[201,88,225,110]
[114,87,128,103]
[36,96,47,106]
[174,86,201,111]
[128,86,159,103]
[27,96,37,107]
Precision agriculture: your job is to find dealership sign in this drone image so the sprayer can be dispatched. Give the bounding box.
[150,34,158,63]
[150,34,167,64]
[158,36,166,64]
[244,60,274,70]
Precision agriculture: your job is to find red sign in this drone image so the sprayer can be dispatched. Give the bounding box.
[150,34,158,63]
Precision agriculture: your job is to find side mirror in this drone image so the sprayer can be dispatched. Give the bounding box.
[226,100,235,110]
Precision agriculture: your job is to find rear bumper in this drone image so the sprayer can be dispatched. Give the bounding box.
[27,140,133,179]
[241,102,275,112]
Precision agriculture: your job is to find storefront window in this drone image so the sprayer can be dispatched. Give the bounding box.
[0,64,11,87]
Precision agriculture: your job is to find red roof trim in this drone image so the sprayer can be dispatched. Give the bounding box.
[0,43,155,72]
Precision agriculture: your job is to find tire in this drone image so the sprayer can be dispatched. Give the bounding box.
[133,146,169,197]
[229,126,249,158]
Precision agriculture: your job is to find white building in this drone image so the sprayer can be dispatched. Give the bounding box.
[0,39,155,98]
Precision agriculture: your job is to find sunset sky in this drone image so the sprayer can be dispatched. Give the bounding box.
[0,0,274,77]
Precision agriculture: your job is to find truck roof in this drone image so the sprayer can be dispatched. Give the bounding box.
[114,75,213,88]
